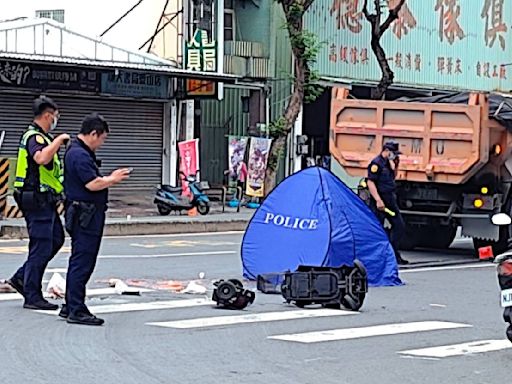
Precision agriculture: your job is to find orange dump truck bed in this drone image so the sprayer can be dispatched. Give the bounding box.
[329,88,509,184]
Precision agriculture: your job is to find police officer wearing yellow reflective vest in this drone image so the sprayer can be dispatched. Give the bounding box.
[367,141,409,265]
[7,96,70,310]
[58,113,130,326]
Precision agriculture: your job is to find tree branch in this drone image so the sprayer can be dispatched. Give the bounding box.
[277,0,294,10]
[364,0,408,99]
[379,0,407,37]
[374,0,381,23]
[362,0,370,20]
[304,0,315,11]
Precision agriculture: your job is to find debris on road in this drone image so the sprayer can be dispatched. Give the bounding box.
[46,273,66,299]
[109,279,141,295]
[124,278,186,292]
[0,279,16,293]
[181,281,207,294]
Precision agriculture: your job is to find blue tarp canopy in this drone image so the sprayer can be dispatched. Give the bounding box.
[241,167,402,287]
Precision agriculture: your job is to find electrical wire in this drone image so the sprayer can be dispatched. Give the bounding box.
[100,0,145,37]
[146,0,171,53]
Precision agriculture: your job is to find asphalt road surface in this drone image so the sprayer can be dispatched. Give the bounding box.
[0,232,508,384]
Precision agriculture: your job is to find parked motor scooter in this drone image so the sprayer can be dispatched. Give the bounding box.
[492,213,512,341]
[154,171,210,216]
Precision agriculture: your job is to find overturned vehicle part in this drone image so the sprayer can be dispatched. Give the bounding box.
[212,279,256,310]
[281,261,368,311]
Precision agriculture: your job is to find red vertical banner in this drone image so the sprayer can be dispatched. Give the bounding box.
[178,139,199,195]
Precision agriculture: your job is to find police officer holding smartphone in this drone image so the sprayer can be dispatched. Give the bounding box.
[7,96,69,310]
[59,113,130,326]
[367,141,409,265]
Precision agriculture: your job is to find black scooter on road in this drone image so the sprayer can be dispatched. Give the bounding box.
[492,213,512,341]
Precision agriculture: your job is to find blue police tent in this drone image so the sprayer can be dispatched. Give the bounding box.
[241,167,402,287]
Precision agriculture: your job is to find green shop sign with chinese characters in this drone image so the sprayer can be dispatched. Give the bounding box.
[185,29,218,72]
[184,28,218,98]
[305,0,512,92]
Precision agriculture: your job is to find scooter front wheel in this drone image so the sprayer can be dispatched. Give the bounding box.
[157,205,171,216]
[506,324,512,343]
[197,201,210,215]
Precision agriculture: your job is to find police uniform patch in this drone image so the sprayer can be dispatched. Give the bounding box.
[370,164,379,173]
[35,135,45,145]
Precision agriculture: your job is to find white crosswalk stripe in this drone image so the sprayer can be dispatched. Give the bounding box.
[0,287,154,302]
[399,339,512,358]
[268,321,471,343]
[147,308,357,329]
[0,293,23,302]
[37,298,214,315]
[3,289,510,361]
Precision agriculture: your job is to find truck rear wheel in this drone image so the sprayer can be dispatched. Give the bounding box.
[416,227,457,249]
[399,226,419,251]
[399,225,456,251]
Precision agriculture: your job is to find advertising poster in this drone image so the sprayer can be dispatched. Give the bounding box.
[246,138,272,197]
[227,136,248,186]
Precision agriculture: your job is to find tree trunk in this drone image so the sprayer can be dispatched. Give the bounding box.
[363,0,407,100]
[370,37,394,100]
[264,135,287,194]
[263,11,307,196]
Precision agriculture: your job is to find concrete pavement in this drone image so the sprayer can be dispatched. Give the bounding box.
[0,232,508,384]
[0,210,254,238]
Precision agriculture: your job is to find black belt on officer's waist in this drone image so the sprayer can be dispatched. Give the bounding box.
[65,200,105,233]
[13,189,62,211]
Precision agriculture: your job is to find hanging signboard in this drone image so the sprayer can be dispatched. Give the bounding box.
[184,28,218,98]
[0,60,100,92]
[185,78,217,97]
[101,70,170,99]
[305,0,512,92]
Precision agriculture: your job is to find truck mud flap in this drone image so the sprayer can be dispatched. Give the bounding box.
[461,217,499,241]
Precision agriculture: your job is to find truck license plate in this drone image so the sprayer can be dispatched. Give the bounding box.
[417,189,438,200]
[501,288,512,307]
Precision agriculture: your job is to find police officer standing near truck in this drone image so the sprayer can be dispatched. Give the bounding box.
[367,142,409,265]
[59,113,130,326]
[7,96,69,310]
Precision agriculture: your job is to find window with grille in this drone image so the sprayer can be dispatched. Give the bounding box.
[224,0,235,41]
[35,9,65,23]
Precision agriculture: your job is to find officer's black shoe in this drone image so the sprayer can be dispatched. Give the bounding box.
[60,305,93,319]
[396,256,409,265]
[67,313,104,326]
[58,304,68,319]
[6,277,24,297]
[23,299,59,311]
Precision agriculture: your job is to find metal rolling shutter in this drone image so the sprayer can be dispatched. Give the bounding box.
[0,94,35,158]
[0,93,164,191]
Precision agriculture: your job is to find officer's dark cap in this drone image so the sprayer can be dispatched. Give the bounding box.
[33,96,58,117]
[383,141,402,154]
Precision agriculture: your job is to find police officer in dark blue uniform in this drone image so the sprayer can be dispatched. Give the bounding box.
[7,96,70,310]
[59,113,130,326]
[367,142,409,265]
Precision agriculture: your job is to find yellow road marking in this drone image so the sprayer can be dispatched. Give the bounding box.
[0,246,71,254]
[129,240,236,249]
